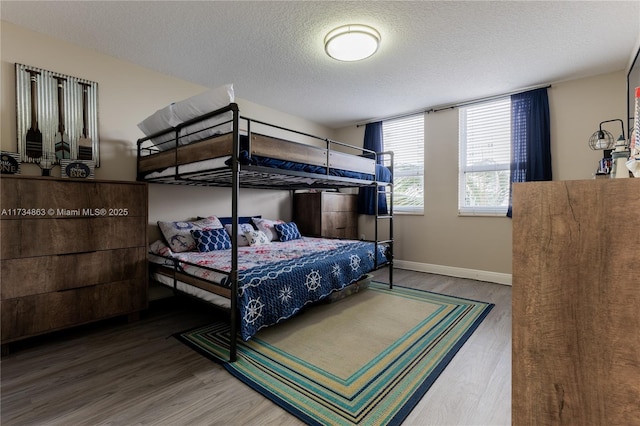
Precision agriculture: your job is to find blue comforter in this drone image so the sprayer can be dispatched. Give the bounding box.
[234,240,388,340]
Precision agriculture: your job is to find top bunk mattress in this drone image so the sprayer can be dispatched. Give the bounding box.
[137,86,391,188]
[140,143,392,187]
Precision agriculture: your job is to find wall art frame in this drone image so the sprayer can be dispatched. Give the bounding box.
[15,63,100,167]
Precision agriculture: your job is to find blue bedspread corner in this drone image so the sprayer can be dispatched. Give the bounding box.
[237,240,388,340]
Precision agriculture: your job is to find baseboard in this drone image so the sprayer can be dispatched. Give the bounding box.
[393,260,512,286]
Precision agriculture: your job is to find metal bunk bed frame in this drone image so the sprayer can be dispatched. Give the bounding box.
[137,103,393,362]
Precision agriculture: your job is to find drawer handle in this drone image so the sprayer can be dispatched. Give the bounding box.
[57,284,99,293]
[57,250,98,256]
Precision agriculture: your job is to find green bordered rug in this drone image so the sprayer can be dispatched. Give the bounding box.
[176,282,494,425]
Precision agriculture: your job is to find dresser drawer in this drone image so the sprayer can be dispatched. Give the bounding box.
[1,279,148,342]
[1,247,146,299]
[1,217,146,259]
[322,193,357,212]
[322,212,356,230]
[293,192,358,239]
[322,212,357,239]
[0,177,147,219]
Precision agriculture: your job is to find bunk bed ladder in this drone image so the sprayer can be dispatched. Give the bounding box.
[375,151,393,289]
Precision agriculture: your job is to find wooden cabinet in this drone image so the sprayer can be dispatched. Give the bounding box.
[293,192,357,239]
[0,176,148,344]
[512,179,640,424]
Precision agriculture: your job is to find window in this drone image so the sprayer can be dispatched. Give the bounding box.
[458,98,511,215]
[382,115,424,213]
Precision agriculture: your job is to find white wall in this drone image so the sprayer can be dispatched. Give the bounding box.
[550,72,628,181]
[335,70,628,282]
[1,21,335,243]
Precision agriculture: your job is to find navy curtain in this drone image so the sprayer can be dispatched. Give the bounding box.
[357,122,388,215]
[507,88,552,217]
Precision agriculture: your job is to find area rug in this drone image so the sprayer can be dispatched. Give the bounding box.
[175,281,494,425]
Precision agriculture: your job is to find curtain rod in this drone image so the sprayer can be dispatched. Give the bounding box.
[356,83,552,127]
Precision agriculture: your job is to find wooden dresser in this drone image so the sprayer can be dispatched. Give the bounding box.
[512,179,640,424]
[0,176,148,346]
[293,192,357,239]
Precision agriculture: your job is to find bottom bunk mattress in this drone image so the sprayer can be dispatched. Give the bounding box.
[150,237,389,340]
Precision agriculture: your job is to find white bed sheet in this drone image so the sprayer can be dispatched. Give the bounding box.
[143,156,231,180]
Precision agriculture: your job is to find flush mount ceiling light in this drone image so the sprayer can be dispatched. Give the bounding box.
[324,24,381,62]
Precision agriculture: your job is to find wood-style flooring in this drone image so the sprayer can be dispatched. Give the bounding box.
[1,268,511,425]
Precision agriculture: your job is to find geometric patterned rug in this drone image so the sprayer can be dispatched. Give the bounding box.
[176,281,494,425]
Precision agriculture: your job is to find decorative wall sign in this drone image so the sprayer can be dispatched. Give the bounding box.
[60,159,95,179]
[0,152,21,175]
[15,64,100,167]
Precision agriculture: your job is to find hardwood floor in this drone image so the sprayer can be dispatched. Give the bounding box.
[1,268,511,425]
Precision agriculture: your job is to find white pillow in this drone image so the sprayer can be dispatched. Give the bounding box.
[138,84,235,150]
[252,217,285,242]
[137,103,181,151]
[172,84,234,121]
[244,230,271,246]
[172,84,235,145]
[149,240,176,266]
[224,223,254,247]
[158,216,223,253]
[149,239,174,257]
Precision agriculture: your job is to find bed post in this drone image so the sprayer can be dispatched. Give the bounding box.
[229,103,240,362]
[386,151,394,289]
[387,170,393,289]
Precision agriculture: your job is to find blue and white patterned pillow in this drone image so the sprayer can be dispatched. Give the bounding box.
[158,216,223,253]
[274,222,302,242]
[191,228,232,252]
[243,230,271,246]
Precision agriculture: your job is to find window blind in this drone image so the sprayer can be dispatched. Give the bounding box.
[383,114,424,212]
[459,98,511,215]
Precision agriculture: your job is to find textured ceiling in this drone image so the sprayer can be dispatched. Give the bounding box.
[2,1,639,128]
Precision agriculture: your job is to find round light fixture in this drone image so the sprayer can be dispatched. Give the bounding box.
[324,24,380,62]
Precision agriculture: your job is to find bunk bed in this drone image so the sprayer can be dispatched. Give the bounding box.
[137,99,393,362]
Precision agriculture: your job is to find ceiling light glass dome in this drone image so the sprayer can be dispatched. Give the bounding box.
[324,24,381,62]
